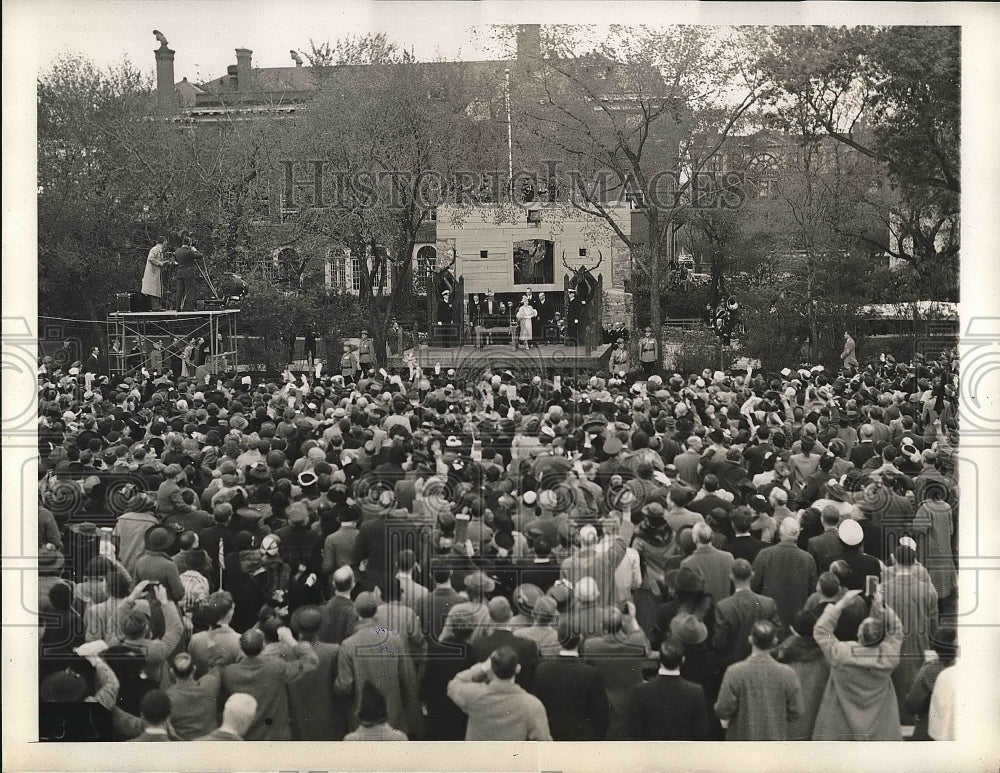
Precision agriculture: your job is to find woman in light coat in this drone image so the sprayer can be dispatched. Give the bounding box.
[812,588,904,740]
[515,296,537,350]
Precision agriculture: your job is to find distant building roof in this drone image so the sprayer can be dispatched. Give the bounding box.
[200,65,318,96]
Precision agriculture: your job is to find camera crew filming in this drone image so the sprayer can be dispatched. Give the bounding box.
[173,235,206,311]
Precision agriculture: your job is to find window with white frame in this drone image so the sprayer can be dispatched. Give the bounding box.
[351,256,362,293]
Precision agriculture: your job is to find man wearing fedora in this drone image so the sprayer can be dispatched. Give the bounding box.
[113,490,161,576]
[156,464,195,518]
[714,620,803,740]
[135,525,186,603]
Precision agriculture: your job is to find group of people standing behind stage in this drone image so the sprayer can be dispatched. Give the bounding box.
[434,288,592,349]
[111,336,213,381]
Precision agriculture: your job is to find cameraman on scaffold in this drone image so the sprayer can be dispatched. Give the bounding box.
[173,235,205,311]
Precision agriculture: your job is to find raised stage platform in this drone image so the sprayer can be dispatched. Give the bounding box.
[402,342,612,374]
[106,309,240,378]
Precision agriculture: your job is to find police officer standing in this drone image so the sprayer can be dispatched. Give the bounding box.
[340,343,359,384]
[358,331,376,375]
[639,327,658,378]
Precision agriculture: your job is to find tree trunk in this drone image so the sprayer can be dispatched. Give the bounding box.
[649,210,662,375]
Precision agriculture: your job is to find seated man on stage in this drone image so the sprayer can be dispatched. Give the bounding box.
[474,290,512,348]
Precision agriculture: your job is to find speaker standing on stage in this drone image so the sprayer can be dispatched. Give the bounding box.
[515,296,537,351]
[173,236,204,311]
[142,236,168,311]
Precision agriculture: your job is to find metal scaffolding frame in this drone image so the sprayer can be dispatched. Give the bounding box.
[106,310,240,378]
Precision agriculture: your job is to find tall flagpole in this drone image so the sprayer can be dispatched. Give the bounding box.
[505,68,513,202]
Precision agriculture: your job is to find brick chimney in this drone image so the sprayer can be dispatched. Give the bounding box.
[154,43,176,114]
[516,25,541,64]
[235,48,253,93]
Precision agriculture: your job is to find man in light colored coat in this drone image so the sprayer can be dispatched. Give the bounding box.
[714,620,802,740]
[811,588,904,740]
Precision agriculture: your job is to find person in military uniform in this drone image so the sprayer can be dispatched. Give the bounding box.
[565,287,586,346]
[437,289,455,347]
[639,327,658,378]
[609,338,629,375]
[340,343,359,383]
[358,331,376,375]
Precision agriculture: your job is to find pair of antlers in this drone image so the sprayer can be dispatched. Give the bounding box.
[562,250,603,273]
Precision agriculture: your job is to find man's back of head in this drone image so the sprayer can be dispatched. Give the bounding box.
[691,521,713,545]
[222,693,258,737]
[731,558,753,585]
[658,638,684,671]
[239,628,265,658]
[749,620,777,652]
[333,565,355,594]
[140,689,172,727]
[818,571,841,599]
[490,645,521,681]
[778,518,800,542]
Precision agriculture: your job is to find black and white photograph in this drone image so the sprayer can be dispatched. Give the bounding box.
[3,1,999,771]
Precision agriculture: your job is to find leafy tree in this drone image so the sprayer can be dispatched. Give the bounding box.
[38,55,174,320]
[505,25,766,357]
[280,35,504,364]
[38,53,290,326]
[759,26,959,298]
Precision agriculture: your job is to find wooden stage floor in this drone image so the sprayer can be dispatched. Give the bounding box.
[400,342,612,373]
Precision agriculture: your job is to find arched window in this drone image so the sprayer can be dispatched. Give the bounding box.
[746,153,780,200]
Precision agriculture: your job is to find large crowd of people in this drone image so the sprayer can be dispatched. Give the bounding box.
[35,344,961,741]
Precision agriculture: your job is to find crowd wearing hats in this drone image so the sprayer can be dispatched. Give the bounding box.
[34,343,960,741]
